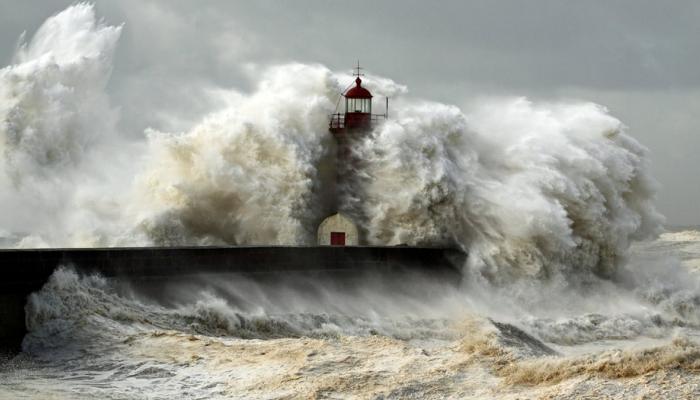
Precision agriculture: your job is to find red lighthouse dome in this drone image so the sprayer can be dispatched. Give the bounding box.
[345,77,373,99]
[344,76,373,119]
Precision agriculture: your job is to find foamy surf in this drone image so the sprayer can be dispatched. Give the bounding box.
[2,231,699,399]
[1,3,698,399]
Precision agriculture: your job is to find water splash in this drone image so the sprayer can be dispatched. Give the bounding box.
[0,5,663,286]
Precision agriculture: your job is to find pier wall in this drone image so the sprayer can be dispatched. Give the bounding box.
[0,246,464,353]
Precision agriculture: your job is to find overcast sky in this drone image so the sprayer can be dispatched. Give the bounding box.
[1,0,698,225]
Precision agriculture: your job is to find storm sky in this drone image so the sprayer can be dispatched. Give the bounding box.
[1,0,698,225]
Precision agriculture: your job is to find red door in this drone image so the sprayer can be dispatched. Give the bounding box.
[330,232,346,246]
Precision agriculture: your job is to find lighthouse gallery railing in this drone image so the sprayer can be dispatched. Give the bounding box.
[329,113,387,129]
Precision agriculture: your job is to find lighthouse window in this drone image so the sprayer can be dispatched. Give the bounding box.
[346,98,371,113]
[359,99,370,113]
[347,98,358,113]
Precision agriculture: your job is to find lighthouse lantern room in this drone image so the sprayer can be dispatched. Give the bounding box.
[329,61,387,134]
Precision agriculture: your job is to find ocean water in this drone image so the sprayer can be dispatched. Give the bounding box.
[0,228,698,399]
[1,4,698,399]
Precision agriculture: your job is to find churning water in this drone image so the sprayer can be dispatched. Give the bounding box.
[1,231,699,399]
[1,4,698,399]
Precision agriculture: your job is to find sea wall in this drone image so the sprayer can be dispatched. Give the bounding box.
[0,246,464,353]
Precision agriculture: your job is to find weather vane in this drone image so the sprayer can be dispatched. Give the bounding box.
[353,60,364,77]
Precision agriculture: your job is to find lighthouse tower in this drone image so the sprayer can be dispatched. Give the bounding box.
[319,62,388,246]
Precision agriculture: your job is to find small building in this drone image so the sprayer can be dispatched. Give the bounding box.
[317,213,359,246]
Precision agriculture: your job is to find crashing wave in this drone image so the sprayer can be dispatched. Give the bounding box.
[0,4,664,283]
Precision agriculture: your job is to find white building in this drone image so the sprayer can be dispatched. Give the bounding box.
[317,213,359,246]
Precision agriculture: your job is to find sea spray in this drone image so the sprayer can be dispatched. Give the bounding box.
[131,64,340,245]
[0,5,663,285]
[1,2,121,178]
[22,267,466,354]
[0,3,131,247]
[352,99,664,281]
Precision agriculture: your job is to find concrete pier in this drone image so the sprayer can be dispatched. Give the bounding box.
[0,246,464,354]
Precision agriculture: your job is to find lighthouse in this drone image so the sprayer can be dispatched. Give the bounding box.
[329,61,387,135]
[319,62,388,246]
